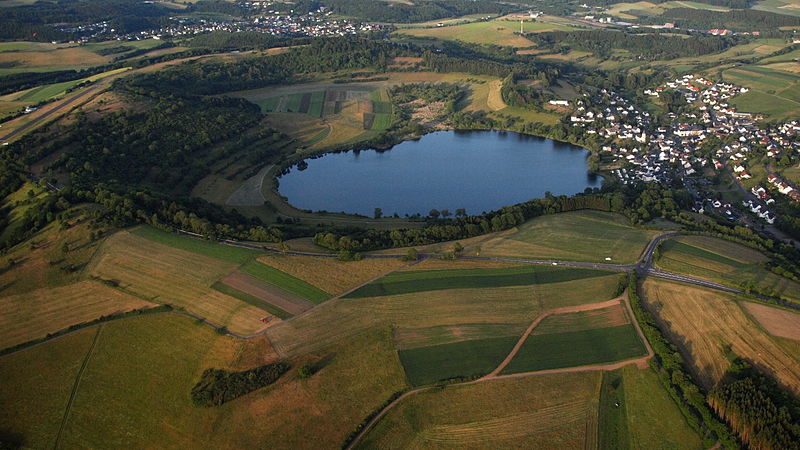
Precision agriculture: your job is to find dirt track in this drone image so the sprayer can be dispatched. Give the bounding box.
[344,290,654,449]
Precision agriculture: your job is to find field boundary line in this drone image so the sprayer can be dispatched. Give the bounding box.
[264,257,426,358]
[344,292,651,449]
[487,297,623,377]
[53,324,102,450]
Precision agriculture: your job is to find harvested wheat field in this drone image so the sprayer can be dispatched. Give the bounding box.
[257,254,404,296]
[0,280,154,350]
[743,302,800,341]
[89,231,270,334]
[642,278,800,395]
[357,371,602,449]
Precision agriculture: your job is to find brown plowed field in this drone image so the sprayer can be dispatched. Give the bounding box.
[221,271,314,316]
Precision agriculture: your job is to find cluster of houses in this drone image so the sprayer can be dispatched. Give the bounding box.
[59,5,381,42]
[567,73,798,226]
[768,174,800,202]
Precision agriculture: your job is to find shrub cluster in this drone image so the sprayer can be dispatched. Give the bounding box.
[191,362,290,407]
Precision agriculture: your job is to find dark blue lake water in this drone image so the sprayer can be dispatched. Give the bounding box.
[278,130,602,217]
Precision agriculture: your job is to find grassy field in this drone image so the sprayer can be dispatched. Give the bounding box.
[598,369,630,449]
[501,325,646,374]
[394,19,571,47]
[268,271,624,357]
[241,260,331,304]
[0,312,407,448]
[131,226,259,264]
[358,371,602,448]
[0,327,97,449]
[256,254,404,296]
[345,265,612,298]
[0,46,108,72]
[641,278,800,395]
[723,64,800,121]
[398,335,518,385]
[0,280,154,350]
[744,302,800,341]
[620,364,703,448]
[753,0,800,16]
[89,231,270,334]
[656,235,800,301]
[477,210,659,264]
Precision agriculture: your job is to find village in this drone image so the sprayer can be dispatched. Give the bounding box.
[568,74,799,228]
[58,5,382,43]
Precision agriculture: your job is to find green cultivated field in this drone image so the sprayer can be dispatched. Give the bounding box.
[132,226,258,264]
[598,370,630,450]
[344,265,610,298]
[480,210,658,264]
[501,325,646,374]
[398,336,518,385]
[656,235,800,300]
[241,260,331,303]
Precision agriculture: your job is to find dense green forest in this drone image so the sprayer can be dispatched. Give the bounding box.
[528,31,735,60]
[191,362,290,406]
[709,358,800,449]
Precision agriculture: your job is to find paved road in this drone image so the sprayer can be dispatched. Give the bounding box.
[0,84,102,143]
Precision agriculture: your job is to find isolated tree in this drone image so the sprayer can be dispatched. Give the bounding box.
[374,207,383,219]
[453,242,464,257]
[429,209,440,219]
[441,209,451,218]
[403,248,419,261]
[455,208,466,218]
[61,242,69,254]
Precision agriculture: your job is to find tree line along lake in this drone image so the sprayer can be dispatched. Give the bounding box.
[278,130,603,217]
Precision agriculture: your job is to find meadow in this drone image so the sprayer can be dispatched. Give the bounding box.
[131,226,258,264]
[357,371,602,449]
[393,18,572,48]
[723,64,800,121]
[0,314,408,448]
[641,278,800,395]
[477,210,658,263]
[656,235,800,300]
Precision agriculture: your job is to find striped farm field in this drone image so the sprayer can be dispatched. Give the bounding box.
[357,371,602,449]
[501,325,646,374]
[268,271,623,357]
[0,280,154,350]
[656,235,800,301]
[256,254,404,297]
[642,278,800,395]
[394,322,526,350]
[398,335,518,385]
[241,260,331,304]
[344,265,612,298]
[89,231,271,334]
